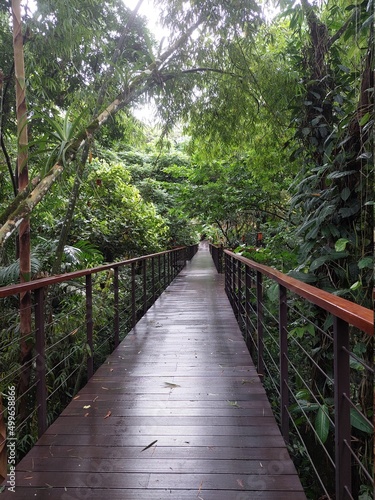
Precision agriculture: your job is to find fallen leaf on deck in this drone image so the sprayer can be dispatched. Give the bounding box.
[83,405,91,409]
[73,396,80,400]
[104,411,112,419]
[227,400,241,408]
[84,413,89,417]
[237,479,244,488]
[92,396,99,402]
[164,382,181,388]
[101,387,109,390]
[197,480,204,495]
[141,440,158,452]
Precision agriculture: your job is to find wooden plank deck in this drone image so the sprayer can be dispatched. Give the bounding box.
[3,246,306,499]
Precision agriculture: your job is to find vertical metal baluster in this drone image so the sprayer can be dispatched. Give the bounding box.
[256,271,264,377]
[163,253,167,288]
[86,275,94,380]
[114,267,119,347]
[245,265,251,352]
[237,260,242,324]
[158,254,161,296]
[131,262,136,328]
[151,257,155,304]
[333,316,352,498]
[279,284,289,443]
[143,259,147,314]
[224,253,228,295]
[35,288,47,437]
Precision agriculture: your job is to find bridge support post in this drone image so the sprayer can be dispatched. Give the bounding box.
[256,272,264,377]
[114,267,119,347]
[35,288,47,437]
[279,284,289,443]
[86,275,94,379]
[333,316,352,498]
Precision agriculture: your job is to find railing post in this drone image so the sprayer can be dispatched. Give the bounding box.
[163,253,167,288]
[158,254,161,296]
[151,256,155,304]
[245,265,251,351]
[218,245,223,273]
[333,316,352,498]
[224,253,228,295]
[86,275,94,380]
[237,260,242,325]
[35,288,47,437]
[227,255,233,308]
[230,255,235,307]
[143,259,147,314]
[279,284,289,443]
[114,267,119,347]
[256,271,264,377]
[167,252,171,283]
[131,262,136,328]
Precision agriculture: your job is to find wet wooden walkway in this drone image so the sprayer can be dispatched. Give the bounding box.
[5,246,306,499]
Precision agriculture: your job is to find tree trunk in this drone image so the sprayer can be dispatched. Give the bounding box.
[12,0,32,422]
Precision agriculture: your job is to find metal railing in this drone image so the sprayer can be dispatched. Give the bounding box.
[0,245,198,462]
[221,249,373,499]
[209,243,224,273]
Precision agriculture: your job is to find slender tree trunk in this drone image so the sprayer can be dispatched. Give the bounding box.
[12,0,32,420]
[51,154,88,275]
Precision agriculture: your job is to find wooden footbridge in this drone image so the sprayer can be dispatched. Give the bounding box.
[1,246,306,499]
[1,243,373,499]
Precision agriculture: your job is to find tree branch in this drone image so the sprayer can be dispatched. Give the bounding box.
[328,10,358,48]
[0,164,63,247]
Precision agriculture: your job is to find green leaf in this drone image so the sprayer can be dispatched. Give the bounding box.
[266,283,279,303]
[295,389,310,400]
[315,404,330,443]
[350,280,361,291]
[310,251,348,272]
[340,187,351,201]
[358,257,373,269]
[327,170,357,179]
[359,112,370,126]
[335,238,349,252]
[350,409,373,434]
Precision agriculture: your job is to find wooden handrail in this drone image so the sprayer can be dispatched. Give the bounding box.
[0,247,186,298]
[224,249,373,336]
